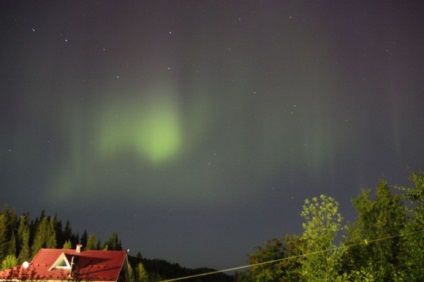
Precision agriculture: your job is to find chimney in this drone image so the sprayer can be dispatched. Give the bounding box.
[76,244,82,253]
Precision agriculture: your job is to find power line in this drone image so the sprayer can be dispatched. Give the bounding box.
[159,229,424,282]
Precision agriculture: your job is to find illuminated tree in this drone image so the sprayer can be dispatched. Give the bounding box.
[7,209,17,257]
[103,232,122,250]
[17,214,30,263]
[1,254,17,270]
[397,170,424,280]
[0,206,9,262]
[248,237,286,280]
[86,234,99,250]
[247,234,302,281]
[31,215,57,256]
[31,214,47,256]
[300,195,344,281]
[128,262,135,282]
[46,217,57,248]
[62,240,72,249]
[135,262,148,282]
[341,181,406,280]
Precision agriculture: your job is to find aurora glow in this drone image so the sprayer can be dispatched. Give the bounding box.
[1,0,424,271]
[98,93,183,164]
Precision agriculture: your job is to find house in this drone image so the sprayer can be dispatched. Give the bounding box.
[0,245,130,282]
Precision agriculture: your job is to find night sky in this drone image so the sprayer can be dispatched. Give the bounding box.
[1,0,424,270]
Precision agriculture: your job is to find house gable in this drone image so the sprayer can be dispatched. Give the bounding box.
[49,252,71,270]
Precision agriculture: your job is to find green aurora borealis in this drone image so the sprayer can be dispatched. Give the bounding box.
[98,92,183,163]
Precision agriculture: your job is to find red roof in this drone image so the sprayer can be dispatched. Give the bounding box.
[0,249,128,282]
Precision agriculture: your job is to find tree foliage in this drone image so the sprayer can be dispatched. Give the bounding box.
[103,232,122,251]
[17,214,30,263]
[396,170,424,280]
[86,234,100,250]
[246,234,302,281]
[0,207,9,263]
[247,171,424,281]
[135,262,149,282]
[62,240,72,249]
[341,181,406,280]
[1,254,18,270]
[300,195,344,281]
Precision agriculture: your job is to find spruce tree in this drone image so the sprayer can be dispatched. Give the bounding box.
[0,206,9,262]
[80,230,88,248]
[104,232,122,250]
[62,240,72,249]
[7,209,17,256]
[17,214,31,263]
[136,262,149,282]
[86,235,99,250]
[31,216,49,256]
[46,217,57,248]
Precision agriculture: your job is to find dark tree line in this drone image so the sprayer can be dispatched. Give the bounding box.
[129,254,233,282]
[0,207,121,269]
[0,207,232,281]
[239,170,424,281]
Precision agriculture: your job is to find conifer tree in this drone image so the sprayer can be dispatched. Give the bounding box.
[7,209,17,256]
[17,214,31,263]
[62,240,72,249]
[46,217,57,248]
[104,232,122,250]
[0,206,9,262]
[63,220,73,241]
[80,230,88,248]
[86,235,99,250]
[136,262,149,282]
[7,232,16,257]
[31,215,49,256]
[128,262,134,282]
[53,215,65,249]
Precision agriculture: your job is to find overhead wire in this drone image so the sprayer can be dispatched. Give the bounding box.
[159,228,424,282]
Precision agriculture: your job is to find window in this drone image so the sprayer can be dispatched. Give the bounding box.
[49,253,71,270]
